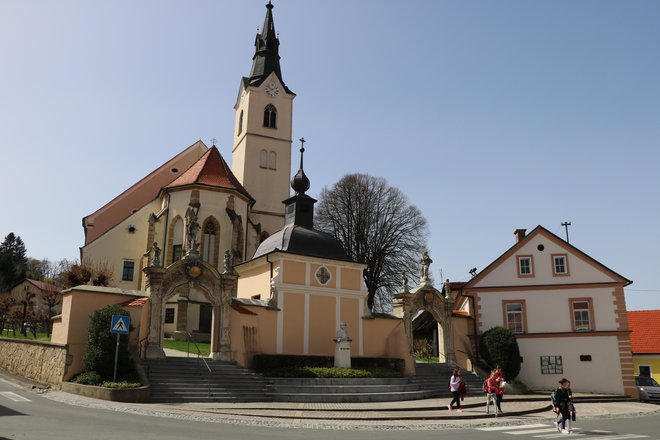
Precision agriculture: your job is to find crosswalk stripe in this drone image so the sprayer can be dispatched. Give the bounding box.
[507,428,571,435]
[575,436,648,440]
[477,424,550,431]
[0,391,31,402]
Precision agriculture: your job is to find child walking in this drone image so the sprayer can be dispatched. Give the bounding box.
[447,368,463,412]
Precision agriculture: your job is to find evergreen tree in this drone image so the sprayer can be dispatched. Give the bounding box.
[0,233,28,290]
[479,326,522,380]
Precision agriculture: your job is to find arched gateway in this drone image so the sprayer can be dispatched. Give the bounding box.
[143,245,238,361]
[394,253,457,369]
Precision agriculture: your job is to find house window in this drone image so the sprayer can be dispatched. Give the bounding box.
[553,254,569,275]
[571,299,593,332]
[639,366,651,377]
[504,301,525,333]
[260,149,268,168]
[517,255,534,277]
[121,260,135,282]
[164,308,175,324]
[541,355,563,374]
[202,221,216,264]
[238,110,243,135]
[263,104,277,128]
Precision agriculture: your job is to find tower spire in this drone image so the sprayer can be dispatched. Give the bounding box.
[249,1,283,85]
[291,137,310,195]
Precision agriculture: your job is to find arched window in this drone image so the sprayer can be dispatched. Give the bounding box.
[172,219,184,263]
[263,104,277,128]
[202,220,217,264]
[268,151,277,170]
[260,149,268,168]
[237,110,244,135]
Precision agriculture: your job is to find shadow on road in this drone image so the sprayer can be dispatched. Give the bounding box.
[0,404,25,417]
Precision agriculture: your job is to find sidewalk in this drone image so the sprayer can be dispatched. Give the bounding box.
[2,367,659,430]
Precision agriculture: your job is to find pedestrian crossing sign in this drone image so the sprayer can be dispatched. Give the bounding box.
[110,315,130,334]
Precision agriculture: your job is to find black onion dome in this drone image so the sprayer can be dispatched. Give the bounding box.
[253,225,352,262]
[291,168,310,195]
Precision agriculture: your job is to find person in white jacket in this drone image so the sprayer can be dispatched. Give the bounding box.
[448,368,463,412]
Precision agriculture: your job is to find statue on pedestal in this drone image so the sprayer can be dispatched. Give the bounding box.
[420,251,432,283]
[333,321,352,368]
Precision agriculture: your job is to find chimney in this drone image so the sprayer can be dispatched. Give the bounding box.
[514,229,527,243]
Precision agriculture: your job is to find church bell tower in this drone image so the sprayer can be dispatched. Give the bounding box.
[232,1,295,250]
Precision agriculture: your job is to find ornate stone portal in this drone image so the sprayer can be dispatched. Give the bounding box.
[394,254,457,371]
[143,244,238,361]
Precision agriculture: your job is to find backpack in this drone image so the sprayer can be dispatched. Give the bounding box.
[550,388,559,406]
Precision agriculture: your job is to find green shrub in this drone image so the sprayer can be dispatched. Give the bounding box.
[71,371,102,385]
[266,366,402,378]
[479,326,521,380]
[100,381,142,389]
[83,305,132,380]
[251,354,404,374]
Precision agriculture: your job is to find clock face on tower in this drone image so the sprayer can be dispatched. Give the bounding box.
[265,83,280,97]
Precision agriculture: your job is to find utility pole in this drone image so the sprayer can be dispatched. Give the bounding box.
[561,221,572,243]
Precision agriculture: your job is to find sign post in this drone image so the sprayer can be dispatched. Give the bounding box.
[110,315,130,382]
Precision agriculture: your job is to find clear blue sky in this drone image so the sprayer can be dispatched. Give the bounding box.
[1,1,658,310]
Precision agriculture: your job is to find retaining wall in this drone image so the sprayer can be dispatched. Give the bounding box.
[0,337,68,386]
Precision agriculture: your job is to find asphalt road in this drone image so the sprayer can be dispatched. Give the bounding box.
[1,378,658,440]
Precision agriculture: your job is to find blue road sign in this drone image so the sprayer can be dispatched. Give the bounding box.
[110,315,130,334]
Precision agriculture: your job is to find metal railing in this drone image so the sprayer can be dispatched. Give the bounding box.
[175,331,212,397]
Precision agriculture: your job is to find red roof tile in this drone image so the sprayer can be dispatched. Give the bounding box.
[166,146,253,202]
[26,279,61,293]
[231,304,258,315]
[628,310,660,354]
[121,297,150,307]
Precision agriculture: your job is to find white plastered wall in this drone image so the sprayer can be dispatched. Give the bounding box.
[474,232,618,288]
[517,336,623,394]
[479,288,618,333]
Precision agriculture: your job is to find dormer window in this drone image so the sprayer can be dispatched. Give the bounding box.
[263,104,277,128]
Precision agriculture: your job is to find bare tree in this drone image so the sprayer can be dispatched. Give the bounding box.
[41,289,62,336]
[316,174,429,312]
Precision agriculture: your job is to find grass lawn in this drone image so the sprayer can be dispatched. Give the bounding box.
[0,331,50,342]
[162,339,210,356]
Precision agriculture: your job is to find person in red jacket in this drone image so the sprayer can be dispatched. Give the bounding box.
[486,368,506,416]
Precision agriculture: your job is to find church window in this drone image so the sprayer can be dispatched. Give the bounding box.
[268,151,277,170]
[315,266,331,285]
[172,219,184,263]
[263,104,277,128]
[238,110,244,135]
[202,220,217,265]
[260,149,268,168]
[121,260,135,282]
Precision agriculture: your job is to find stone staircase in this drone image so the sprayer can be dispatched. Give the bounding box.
[145,360,484,403]
[265,363,485,403]
[412,362,485,397]
[145,358,273,403]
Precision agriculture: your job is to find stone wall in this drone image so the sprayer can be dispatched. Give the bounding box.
[0,338,68,386]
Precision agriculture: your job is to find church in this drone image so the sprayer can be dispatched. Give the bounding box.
[75,2,410,371]
[51,3,636,399]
